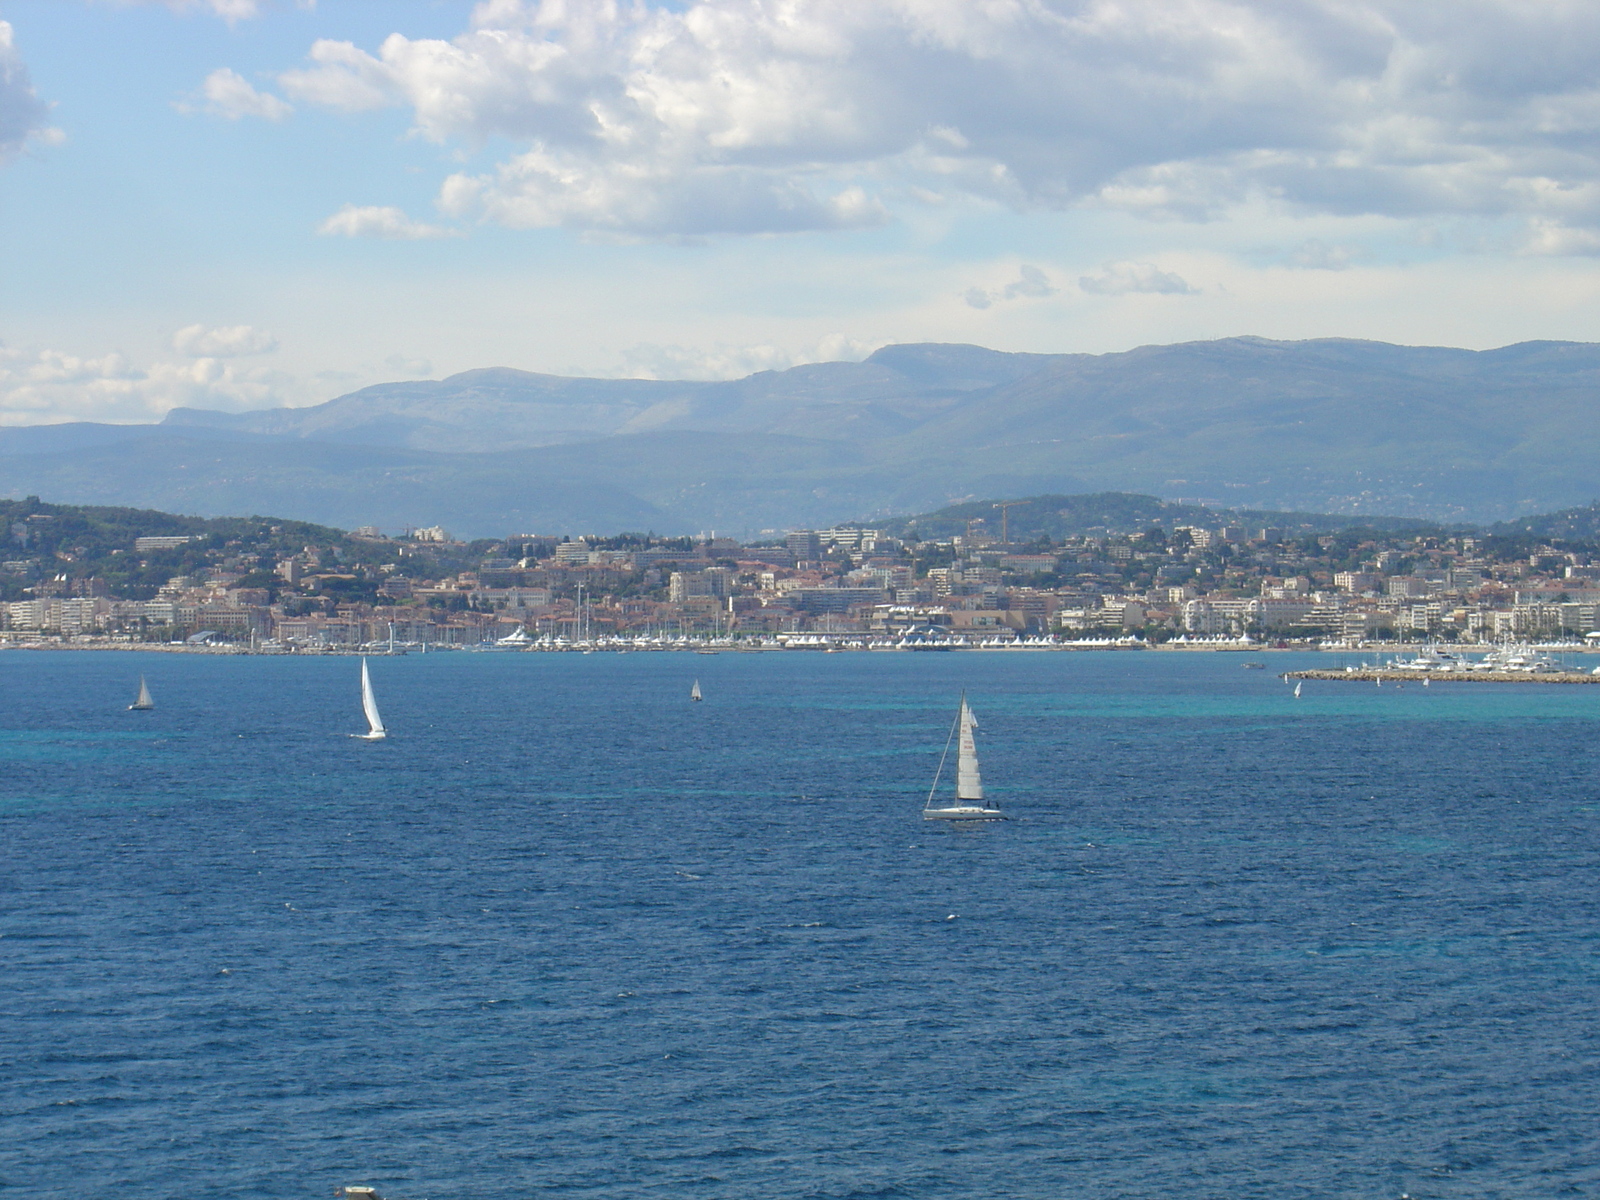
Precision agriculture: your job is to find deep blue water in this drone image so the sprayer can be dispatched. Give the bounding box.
[2,649,1598,1200]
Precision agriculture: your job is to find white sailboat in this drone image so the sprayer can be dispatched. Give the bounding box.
[924,693,1005,821]
[690,679,703,702]
[1293,681,1302,698]
[353,657,386,740]
[128,676,154,711]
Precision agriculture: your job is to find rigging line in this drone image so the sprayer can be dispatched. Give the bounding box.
[924,694,964,810]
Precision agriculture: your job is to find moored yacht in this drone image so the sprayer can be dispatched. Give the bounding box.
[1392,646,1469,672]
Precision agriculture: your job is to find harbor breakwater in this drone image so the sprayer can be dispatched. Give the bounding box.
[1286,668,1600,684]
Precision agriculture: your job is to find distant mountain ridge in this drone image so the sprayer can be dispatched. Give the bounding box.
[161,344,1060,453]
[4,336,1600,535]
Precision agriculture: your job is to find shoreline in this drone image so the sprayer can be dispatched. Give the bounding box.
[5,637,1600,659]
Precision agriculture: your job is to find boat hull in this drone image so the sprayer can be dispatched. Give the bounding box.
[924,806,1006,821]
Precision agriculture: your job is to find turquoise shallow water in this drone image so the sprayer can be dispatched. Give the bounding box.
[1,649,1597,1199]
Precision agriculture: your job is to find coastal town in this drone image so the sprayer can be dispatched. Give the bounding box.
[5,499,1600,652]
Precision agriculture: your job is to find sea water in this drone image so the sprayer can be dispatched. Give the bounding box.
[2,649,1597,1199]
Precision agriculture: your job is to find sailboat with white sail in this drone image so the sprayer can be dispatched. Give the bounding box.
[923,693,1005,821]
[690,679,703,702]
[128,676,154,711]
[353,657,386,740]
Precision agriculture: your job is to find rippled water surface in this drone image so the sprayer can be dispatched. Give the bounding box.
[2,649,1598,1199]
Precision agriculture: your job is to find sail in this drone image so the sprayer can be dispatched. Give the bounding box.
[690,679,702,701]
[131,676,154,710]
[360,658,386,738]
[955,698,982,801]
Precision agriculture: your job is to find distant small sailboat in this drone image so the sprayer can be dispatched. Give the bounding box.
[128,676,154,711]
[924,693,1005,821]
[1293,681,1302,698]
[690,679,703,702]
[353,657,386,740]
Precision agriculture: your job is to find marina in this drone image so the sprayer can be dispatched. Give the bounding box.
[1287,643,1600,683]
[1287,667,1600,684]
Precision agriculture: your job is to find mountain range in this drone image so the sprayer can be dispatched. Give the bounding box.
[2,336,1598,537]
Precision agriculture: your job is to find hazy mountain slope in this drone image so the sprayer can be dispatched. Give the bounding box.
[6,336,1600,533]
[0,435,670,535]
[875,337,1600,520]
[162,343,1062,454]
[0,422,261,456]
[162,372,698,453]
[0,429,889,536]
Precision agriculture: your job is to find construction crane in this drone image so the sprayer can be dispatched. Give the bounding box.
[994,501,1022,547]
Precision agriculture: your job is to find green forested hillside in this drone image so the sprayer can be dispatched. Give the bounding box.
[878,492,1446,542]
[0,497,486,601]
[1491,500,1600,541]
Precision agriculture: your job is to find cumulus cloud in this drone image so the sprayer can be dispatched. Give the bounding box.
[438,159,885,237]
[0,21,61,164]
[965,264,1058,309]
[188,68,292,120]
[255,1,1600,246]
[1079,262,1199,296]
[0,341,286,425]
[172,323,278,357]
[316,204,458,240]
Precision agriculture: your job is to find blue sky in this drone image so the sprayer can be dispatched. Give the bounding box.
[3,0,1600,424]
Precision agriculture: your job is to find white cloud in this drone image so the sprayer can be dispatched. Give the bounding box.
[1522,218,1600,257]
[202,0,262,20]
[280,38,394,111]
[384,353,433,377]
[1286,239,1368,270]
[121,1,262,22]
[0,21,61,165]
[965,264,1058,309]
[172,323,279,357]
[105,1,323,24]
[256,1,1600,246]
[438,154,886,237]
[615,333,872,380]
[181,0,261,21]
[1079,262,1199,296]
[0,341,287,425]
[189,68,292,121]
[316,204,458,240]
